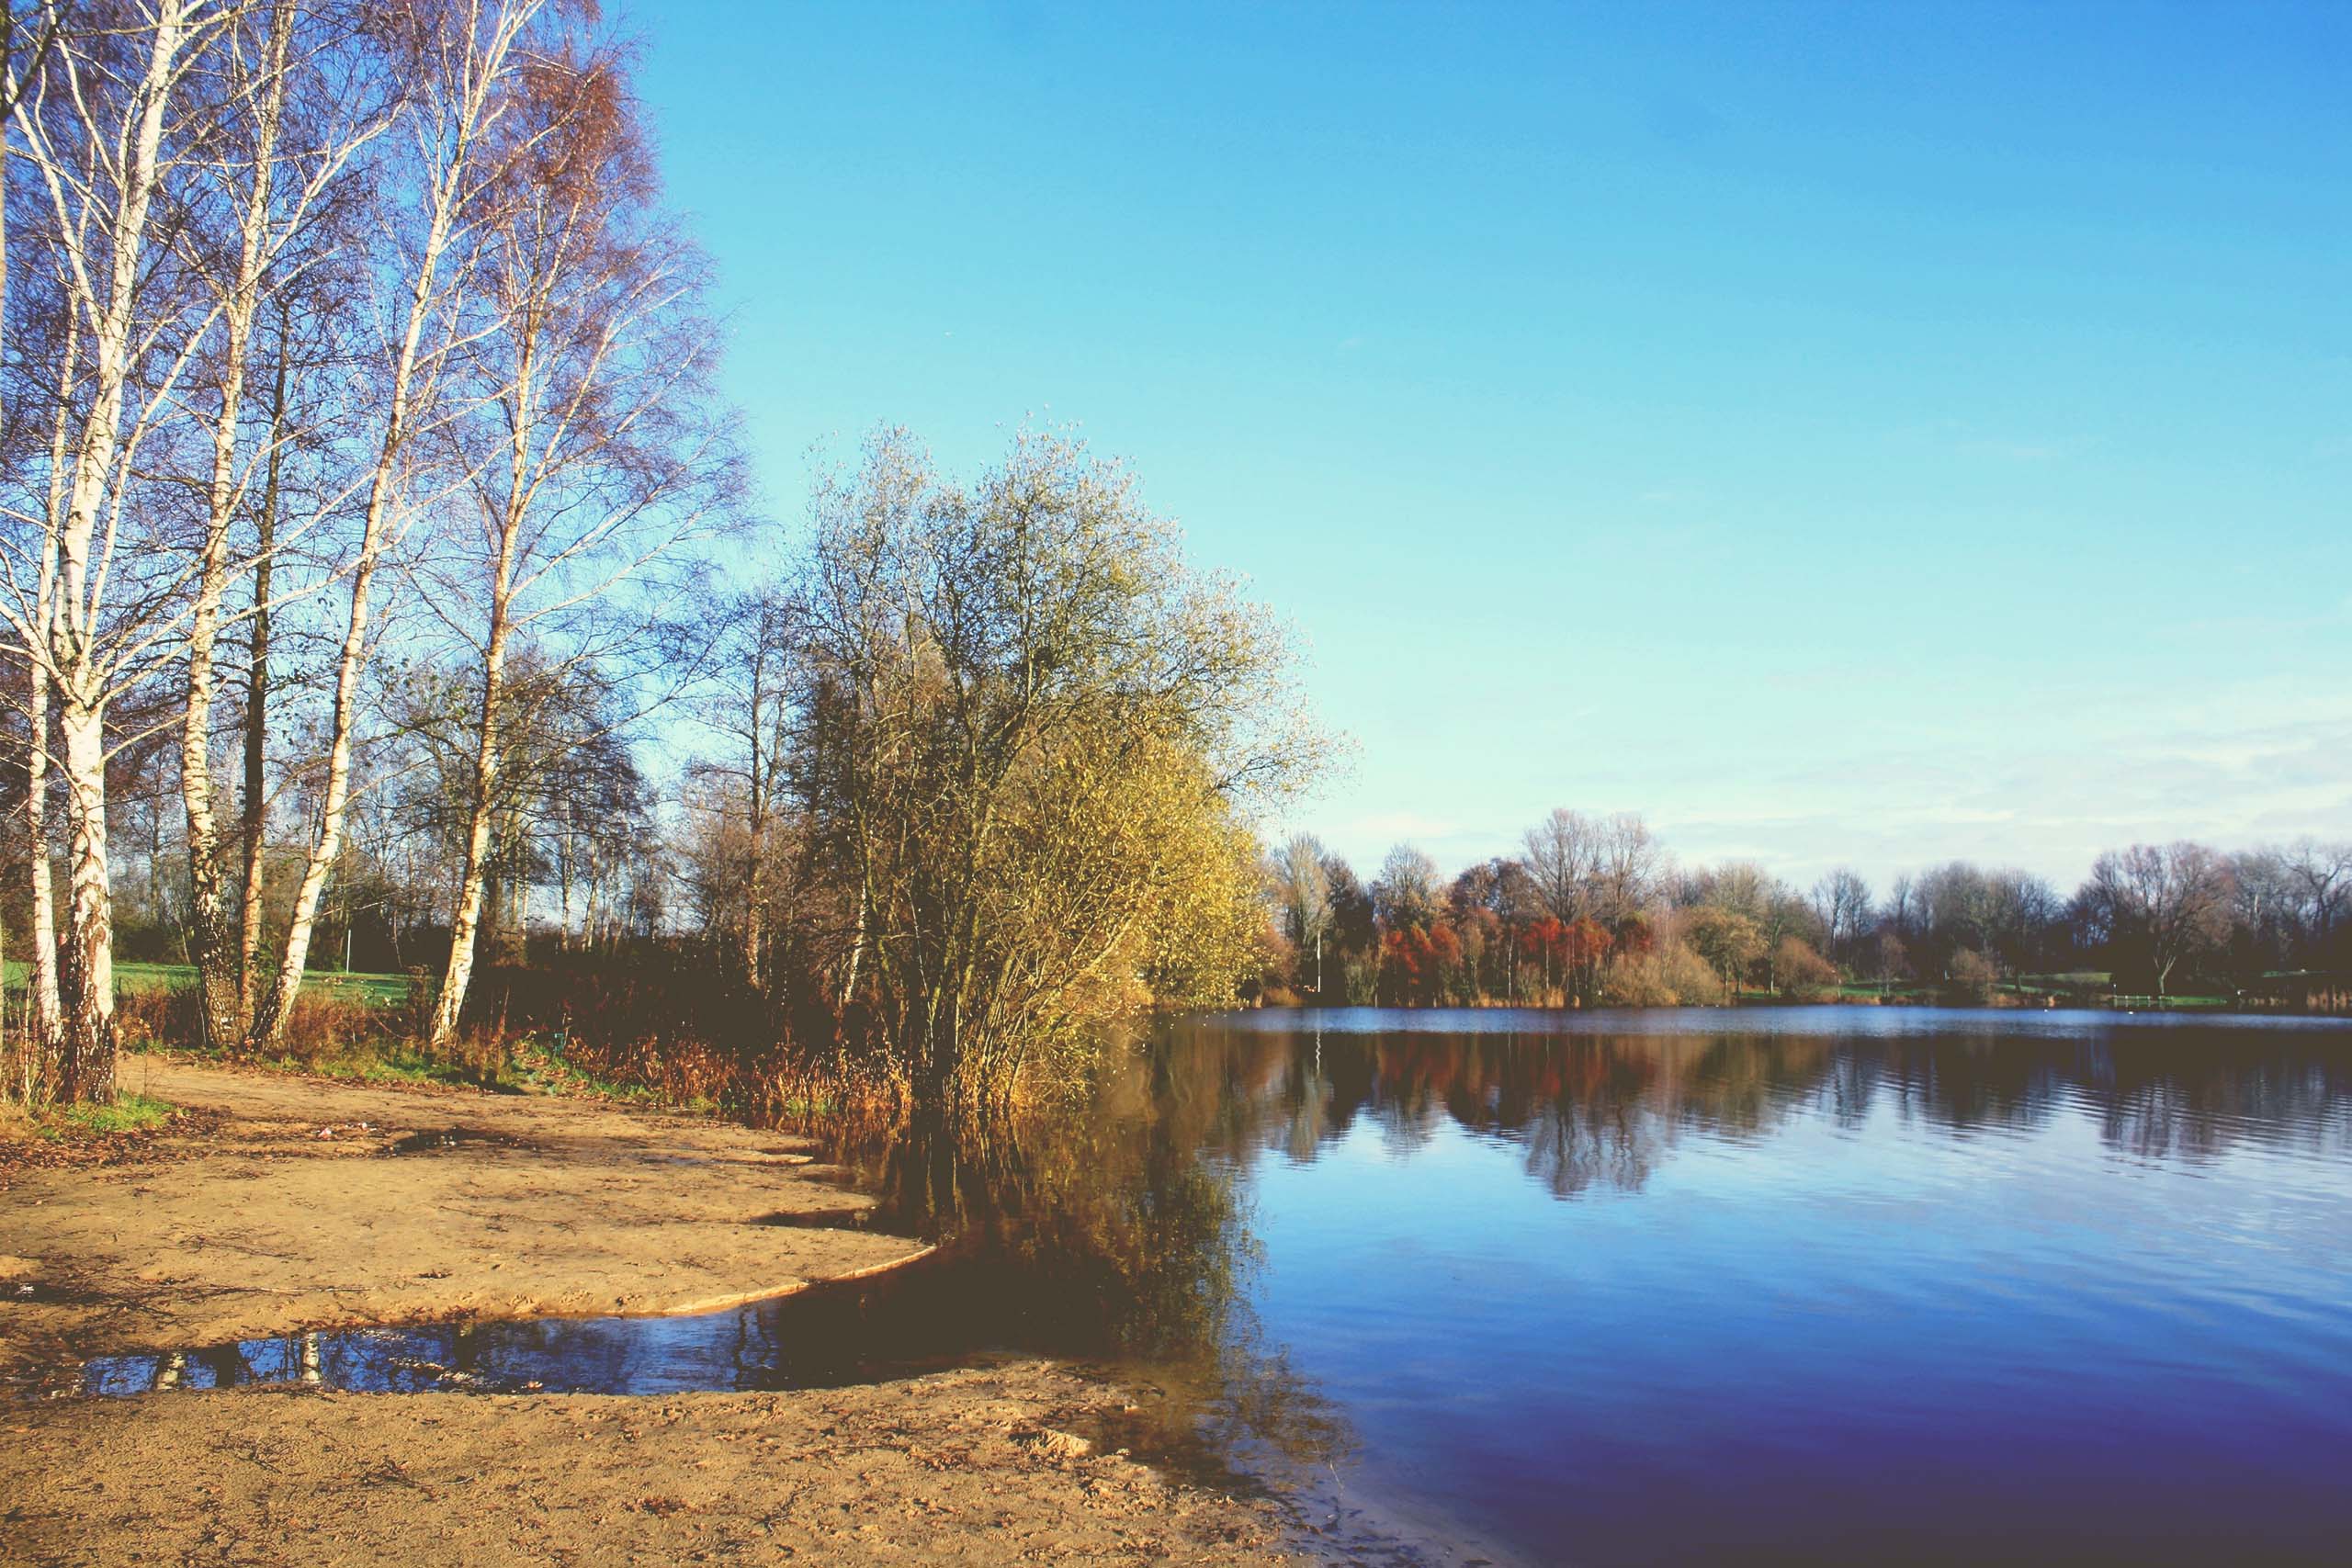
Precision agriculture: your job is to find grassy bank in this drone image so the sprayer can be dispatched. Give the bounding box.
[0,958,727,1141]
[1816,976,2238,1010]
[2,958,414,1005]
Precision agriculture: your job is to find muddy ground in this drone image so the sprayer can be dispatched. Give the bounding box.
[0,1061,1294,1565]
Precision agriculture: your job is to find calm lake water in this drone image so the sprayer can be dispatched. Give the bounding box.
[1143,1008,2352,1563]
[82,1007,2352,1565]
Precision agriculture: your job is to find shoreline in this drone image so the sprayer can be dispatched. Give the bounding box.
[1243,993,2345,1017]
[0,1060,1296,1565]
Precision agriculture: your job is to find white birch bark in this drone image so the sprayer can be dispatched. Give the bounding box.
[182,0,295,1051]
[40,2,198,1100]
[426,405,527,1049]
[253,0,546,1054]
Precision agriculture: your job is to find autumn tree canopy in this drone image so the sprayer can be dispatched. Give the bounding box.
[777,426,1318,1104]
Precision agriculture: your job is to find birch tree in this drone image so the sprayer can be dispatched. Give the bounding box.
[1271,831,1332,993]
[248,0,553,1055]
[1521,807,1600,924]
[174,0,391,1050]
[0,3,69,1067]
[0,0,243,1100]
[417,33,735,1048]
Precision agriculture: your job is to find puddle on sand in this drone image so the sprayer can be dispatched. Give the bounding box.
[749,1208,874,1230]
[63,1249,989,1399]
[381,1128,515,1157]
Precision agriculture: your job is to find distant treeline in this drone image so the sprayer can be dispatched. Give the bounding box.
[1261,813,2352,1010]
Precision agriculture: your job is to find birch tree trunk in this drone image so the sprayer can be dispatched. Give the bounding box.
[426,505,523,1051]
[251,0,545,1055]
[419,28,734,1045]
[0,1,30,1086]
[182,0,293,1053]
[52,694,114,1100]
[44,2,194,1100]
[248,481,388,1054]
[24,479,64,1063]
[24,652,61,1058]
[15,298,81,1076]
[236,332,287,1035]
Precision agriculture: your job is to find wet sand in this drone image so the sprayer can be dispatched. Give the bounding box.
[0,1061,1291,1564]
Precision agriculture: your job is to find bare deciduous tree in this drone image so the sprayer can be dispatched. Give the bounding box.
[251,0,559,1056]
[1521,807,1598,924]
[2,0,241,1098]
[176,0,393,1050]
[2080,841,2233,998]
[1272,831,1332,992]
[2282,838,2352,951]
[1811,867,1872,964]
[1374,842,1442,931]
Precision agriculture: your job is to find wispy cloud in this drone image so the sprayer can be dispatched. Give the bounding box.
[1326,809,1464,844]
[1895,417,2085,465]
[1958,438,2070,463]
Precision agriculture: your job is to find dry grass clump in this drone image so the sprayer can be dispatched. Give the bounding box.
[20,943,902,1123]
[112,983,417,1068]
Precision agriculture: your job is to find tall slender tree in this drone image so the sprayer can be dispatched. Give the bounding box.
[418,29,735,1048]
[251,0,555,1055]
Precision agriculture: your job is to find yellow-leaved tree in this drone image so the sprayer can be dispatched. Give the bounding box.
[786,426,1320,1109]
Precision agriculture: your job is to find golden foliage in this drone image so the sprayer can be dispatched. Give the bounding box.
[790,425,1328,1103]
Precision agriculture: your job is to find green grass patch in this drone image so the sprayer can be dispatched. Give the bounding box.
[354,1048,483,1088]
[59,1091,175,1134]
[2,958,414,1004]
[110,962,193,996]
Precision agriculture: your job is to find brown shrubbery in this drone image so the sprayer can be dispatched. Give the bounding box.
[93,939,904,1123]
[429,946,901,1121]
[1596,940,1728,1007]
[114,982,427,1068]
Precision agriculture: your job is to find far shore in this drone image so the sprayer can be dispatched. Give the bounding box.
[1245,989,2343,1016]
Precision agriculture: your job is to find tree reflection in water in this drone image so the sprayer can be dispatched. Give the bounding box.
[1158,1011,2352,1196]
[811,1053,1354,1492]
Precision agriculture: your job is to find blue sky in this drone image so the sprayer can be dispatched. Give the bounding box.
[633,1,2351,892]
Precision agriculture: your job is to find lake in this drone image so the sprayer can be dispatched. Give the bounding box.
[1133,1007,2352,1563]
[82,1006,2352,1565]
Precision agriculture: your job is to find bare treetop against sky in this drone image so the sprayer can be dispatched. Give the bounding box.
[633,1,2349,886]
